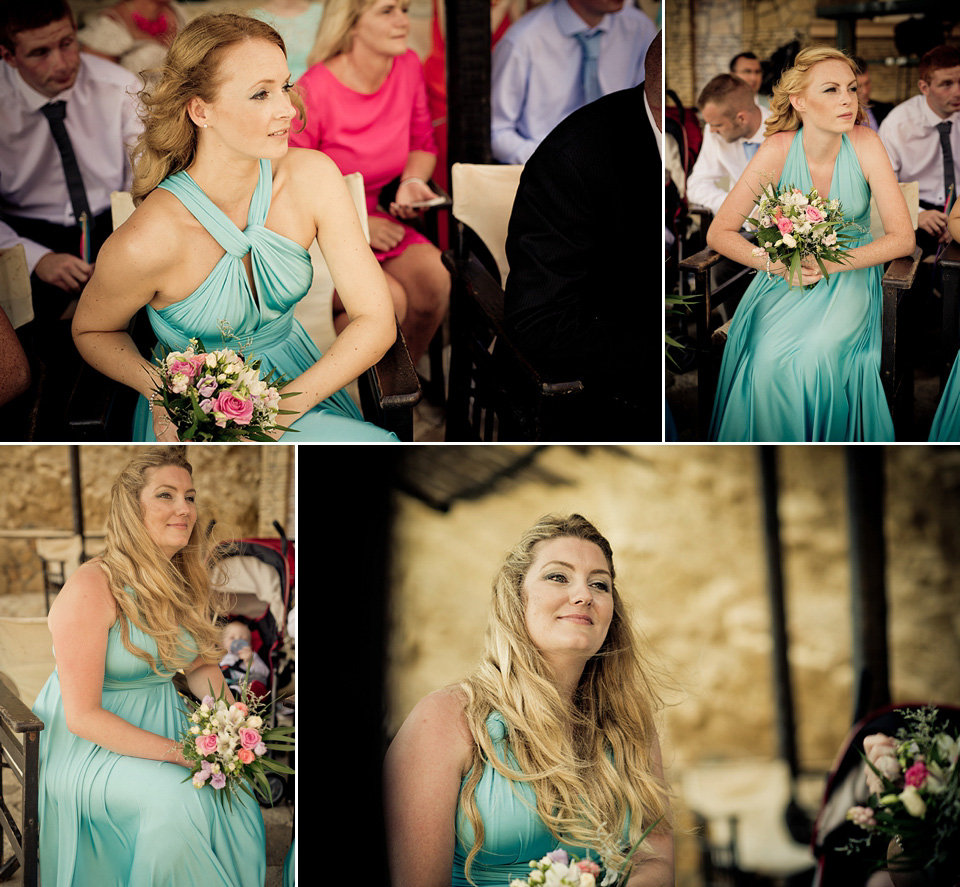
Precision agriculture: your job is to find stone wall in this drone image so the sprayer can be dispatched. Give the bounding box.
[384,444,960,884]
[666,0,960,111]
[0,445,291,598]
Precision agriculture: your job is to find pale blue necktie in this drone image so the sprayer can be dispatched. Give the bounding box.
[743,141,760,161]
[574,30,604,106]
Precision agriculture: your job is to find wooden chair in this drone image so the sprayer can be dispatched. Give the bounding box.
[0,245,33,331]
[0,617,51,887]
[679,182,923,439]
[66,176,421,440]
[441,162,585,441]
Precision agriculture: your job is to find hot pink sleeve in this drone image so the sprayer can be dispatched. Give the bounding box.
[407,53,437,155]
[288,65,324,150]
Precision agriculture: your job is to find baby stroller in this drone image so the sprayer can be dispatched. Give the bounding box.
[811,702,960,886]
[213,521,295,806]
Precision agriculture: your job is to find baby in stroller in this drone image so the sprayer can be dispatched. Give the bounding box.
[220,620,270,699]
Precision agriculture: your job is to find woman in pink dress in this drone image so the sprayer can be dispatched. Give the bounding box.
[291,0,449,365]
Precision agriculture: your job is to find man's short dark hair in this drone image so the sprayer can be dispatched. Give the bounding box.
[919,45,960,84]
[730,51,760,71]
[0,0,74,54]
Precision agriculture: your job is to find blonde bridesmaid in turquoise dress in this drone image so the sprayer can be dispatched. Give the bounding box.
[32,447,266,886]
[73,14,399,442]
[384,515,674,886]
[707,47,915,441]
[929,204,960,441]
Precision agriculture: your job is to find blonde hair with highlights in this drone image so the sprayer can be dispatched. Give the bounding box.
[305,0,410,67]
[764,45,866,137]
[131,13,306,204]
[98,446,229,674]
[457,514,672,882]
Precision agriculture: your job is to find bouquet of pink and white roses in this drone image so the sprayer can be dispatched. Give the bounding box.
[842,706,960,878]
[510,818,662,887]
[151,337,297,441]
[749,182,860,288]
[179,683,294,810]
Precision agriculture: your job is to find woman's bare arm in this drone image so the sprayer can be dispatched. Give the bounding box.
[47,562,190,767]
[266,150,396,432]
[383,687,474,887]
[72,209,182,440]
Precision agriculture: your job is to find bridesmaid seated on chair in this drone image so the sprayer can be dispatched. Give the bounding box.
[290,0,450,366]
[33,446,266,887]
[72,13,399,442]
[928,205,960,441]
[707,46,915,442]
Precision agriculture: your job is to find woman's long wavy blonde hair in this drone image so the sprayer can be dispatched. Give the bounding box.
[98,446,229,673]
[764,45,866,137]
[131,13,305,204]
[305,0,410,68]
[457,514,672,882]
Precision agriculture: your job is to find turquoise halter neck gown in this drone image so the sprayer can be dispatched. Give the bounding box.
[709,129,895,442]
[930,358,960,440]
[32,601,267,886]
[452,713,620,885]
[131,157,398,442]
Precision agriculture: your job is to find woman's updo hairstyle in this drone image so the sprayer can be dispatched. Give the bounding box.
[763,45,866,137]
[131,13,305,203]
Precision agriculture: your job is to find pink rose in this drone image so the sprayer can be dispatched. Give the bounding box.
[905,761,928,788]
[195,734,219,756]
[776,217,794,235]
[213,391,254,426]
[805,206,825,222]
[232,702,249,716]
[211,772,227,790]
[577,861,602,876]
[238,727,261,750]
[237,748,255,765]
[169,355,206,378]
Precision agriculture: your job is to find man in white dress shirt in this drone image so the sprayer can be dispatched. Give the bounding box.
[686,74,771,216]
[879,44,960,254]
[0,0,142,437]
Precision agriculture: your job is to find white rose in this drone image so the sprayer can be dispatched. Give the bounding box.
[579,874,596,887]
[781,232,797,249]
[899,785,927,818]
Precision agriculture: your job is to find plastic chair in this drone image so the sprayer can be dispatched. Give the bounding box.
[441,162,585,440]
[67,176,422,440]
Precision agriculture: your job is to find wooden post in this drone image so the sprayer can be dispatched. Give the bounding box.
[758,447,799,778]
[846,447,891,724]
[444,0,492,169]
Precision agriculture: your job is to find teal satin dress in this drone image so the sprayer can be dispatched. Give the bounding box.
[452,713,609,885]
[709,130,895,442]
[32,607,266,887]
[929,360,960,440]
[132,157,398,442]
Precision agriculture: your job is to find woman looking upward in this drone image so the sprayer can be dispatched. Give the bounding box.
[384,513,674,886]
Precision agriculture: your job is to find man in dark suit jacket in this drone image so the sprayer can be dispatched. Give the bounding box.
[503,31,662,442]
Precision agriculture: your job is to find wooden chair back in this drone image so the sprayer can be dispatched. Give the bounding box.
[0,679,42,886]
